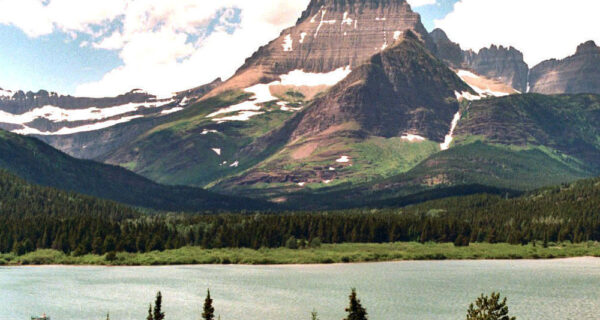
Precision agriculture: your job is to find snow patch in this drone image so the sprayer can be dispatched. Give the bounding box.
[283,34,293,52]
[401,134,426,142]
[336,155,350,163]
[454,91,482,102]
[375,17,386,21]
[229,161,239,168]
[14,115,143,136]
[279,66,351,87]
[393,31,403,41]
[213,111,265,123]
[298,182,306,187]
[0,100,173,125]
[161,107,183,115]
[299,32,307,44]
[211,148,222,156]
[329,167,336,171]
[342,12,353,25]
[323,180,332,184]
[440,111,461,151]
[456,70,511,98]
[201,129,219,135]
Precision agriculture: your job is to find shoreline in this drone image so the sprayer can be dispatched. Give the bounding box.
[2,256,600,268]
[2,242,599,267]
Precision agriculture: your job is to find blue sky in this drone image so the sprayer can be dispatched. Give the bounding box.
[0,0,457,96]
[0,0,598,97]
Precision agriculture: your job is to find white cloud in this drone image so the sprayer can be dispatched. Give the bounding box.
[407,0,437,8]
[0,0,125,37]
[435,0,600,66]
[76,0,311,97]
[0,0,310,97]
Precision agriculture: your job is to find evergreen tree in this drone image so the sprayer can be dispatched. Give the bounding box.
[466,292,516,320]
[311,309,319,320]
[343,288,367,320]
[106,312,110,320]
[153,291,165,320]
[146,304,153,320]
[202,289,215,320]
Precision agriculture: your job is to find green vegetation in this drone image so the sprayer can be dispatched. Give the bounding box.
[1,242,599,266]
[0,131,267,211]
[344,289,368,320]
[467,292,516,320]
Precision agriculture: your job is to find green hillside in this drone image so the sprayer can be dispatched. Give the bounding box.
[0,130,268,211]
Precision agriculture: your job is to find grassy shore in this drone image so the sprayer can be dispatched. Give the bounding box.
[1,242,599,266]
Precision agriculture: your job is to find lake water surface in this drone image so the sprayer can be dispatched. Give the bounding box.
[1,258,599,320]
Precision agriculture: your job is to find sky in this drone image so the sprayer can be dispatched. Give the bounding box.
[0,0,598,97]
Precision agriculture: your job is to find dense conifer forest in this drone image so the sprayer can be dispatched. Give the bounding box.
[0,169,599,256]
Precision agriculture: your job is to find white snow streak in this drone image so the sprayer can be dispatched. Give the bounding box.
[393,31,403,41]
[440,111,461,151]
[161,107,183,115]
[0,100,173,125]
[14,115,143,136]
[211,148,222,156]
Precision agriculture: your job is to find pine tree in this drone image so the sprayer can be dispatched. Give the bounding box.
[311,309,319,320]
[106,312,110,320]
[202,289,215,320]
[153,291,165,320]
[343,288,367,320]
[146,304,153,320]
[466,292,516,320]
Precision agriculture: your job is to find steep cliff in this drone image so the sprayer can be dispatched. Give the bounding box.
[529,41,600,94]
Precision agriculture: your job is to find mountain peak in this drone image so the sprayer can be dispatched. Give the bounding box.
[576,40,599,54]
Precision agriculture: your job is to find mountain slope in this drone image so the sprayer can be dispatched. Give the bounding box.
[214,31,474,197]
[272,93,600,208]
[530,41,600,94]
[0,169,139,218]
[0,130,267,211]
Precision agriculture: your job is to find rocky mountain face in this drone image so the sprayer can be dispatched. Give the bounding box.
[214,32,473,193]
[430,28,529,92]
[209,0,435,95]
[529,41,600,94]
[291,31,469,142]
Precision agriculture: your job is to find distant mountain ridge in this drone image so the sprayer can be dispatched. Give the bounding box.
[529,41,600,94]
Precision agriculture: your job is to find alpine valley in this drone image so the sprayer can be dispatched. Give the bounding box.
[1,0,599,211]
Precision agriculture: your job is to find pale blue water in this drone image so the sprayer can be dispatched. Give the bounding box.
[1,258,599,320]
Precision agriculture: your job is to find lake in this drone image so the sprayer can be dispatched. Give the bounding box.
[1,258,599,320]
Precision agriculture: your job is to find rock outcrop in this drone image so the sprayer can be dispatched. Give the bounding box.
[529,41,600,94]
[431,28,529,92]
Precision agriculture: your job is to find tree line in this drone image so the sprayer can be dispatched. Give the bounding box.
[1,169,599,256]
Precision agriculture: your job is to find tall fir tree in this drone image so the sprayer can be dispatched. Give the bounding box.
[153,291,165,320]
[466,292,516,320]
[343,288,368,320]
[202,289,215,320]
[146,304,153,320]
